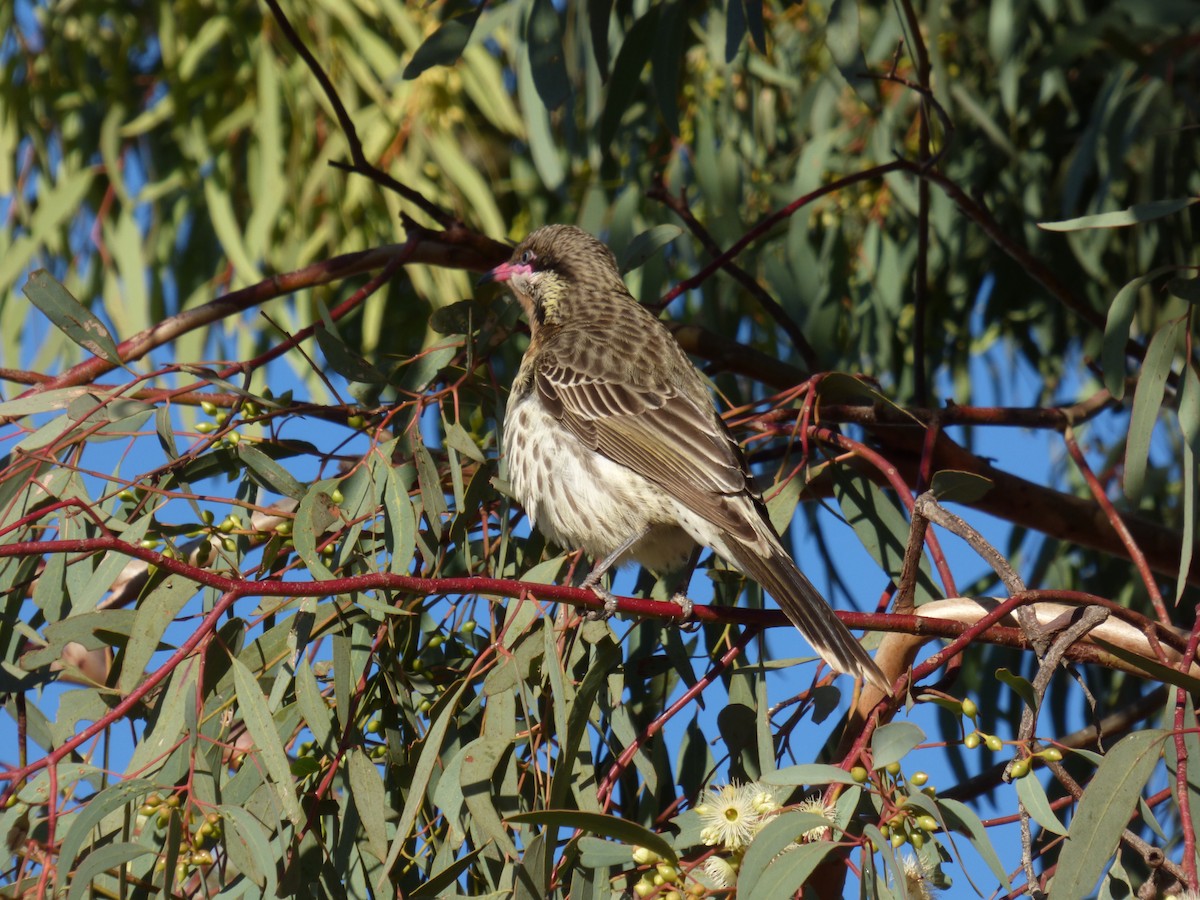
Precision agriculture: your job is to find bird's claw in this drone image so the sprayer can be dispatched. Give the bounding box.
[670,593,699,630]
[583,584,619,620]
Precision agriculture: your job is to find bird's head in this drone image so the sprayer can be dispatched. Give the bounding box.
[480,225,625,327]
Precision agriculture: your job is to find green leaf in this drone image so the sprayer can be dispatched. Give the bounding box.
[1089,636,1200,693]
[348,748,389,862]
[1168,276,1200,305]
[744,842,836,900]
[649,1,685,135]
[739,811,835,897]
[443,420,486,462]
[414,442,447,539]
[0,387,95,419]
[930,470,993,504]
[761,763,860,787]
[314,324,388,384]
[824,0,870,89]
[220,805,279,893]
[238,443,307,500]
[832,470,942,604]
[1038,198,1197,231]
[515,33,565,190]
[117,573,197,695]
[725,0,747,61]
[1102,270,1164,400]
[1178,361,1200,456]
[293,479,341,580]
[587,0,614,78]
[203,168,261,284]
[429,297,487,336]
[23,271,123,365]
[378,680,470,892]
[410,848,487,899]
[598,7,658,149]
[618,225,683,274]
[526,0,569,110]
[230,656,304,826]
[1125,318,1183,500]
[461,735,519,856]
[507,810,677,866]
[938,797,1013,892]
[66,842,156,900]
[871,721,924,769]
[55,778,157,894]
[404,7,482,79]
[1053,730,1167,898]
[1015,772,1067,836]
[996,668,1037,711]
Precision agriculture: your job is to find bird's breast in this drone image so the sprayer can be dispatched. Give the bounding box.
[502,392,695,572]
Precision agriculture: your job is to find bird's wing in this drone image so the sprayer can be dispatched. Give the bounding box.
[534,360,761,543]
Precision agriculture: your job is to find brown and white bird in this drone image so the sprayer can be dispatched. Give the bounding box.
[484,224,889,694]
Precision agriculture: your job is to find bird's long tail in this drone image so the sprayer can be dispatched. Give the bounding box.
[725,537,892,696]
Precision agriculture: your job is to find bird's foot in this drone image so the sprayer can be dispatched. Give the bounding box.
[582,583,619,620]
[670,593,699,630]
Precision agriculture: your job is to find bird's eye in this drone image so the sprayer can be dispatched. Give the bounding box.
[520,250,534,265]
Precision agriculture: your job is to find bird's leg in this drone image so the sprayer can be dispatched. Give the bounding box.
[667,546,702,626]
[580,528,650,618]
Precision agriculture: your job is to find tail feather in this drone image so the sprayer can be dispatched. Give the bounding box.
[726,538,892,695]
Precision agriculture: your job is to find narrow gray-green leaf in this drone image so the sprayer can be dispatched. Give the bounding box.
[930,470,993,504]
[996,668,1037,711]
[314,325,388,384]
[761,763,860,787]
[526,0,570,110]
[1053,730,1166,898]
[0,387,95,419]
[1015,773,1067,836]
[461,735,519,857]
[938,797,1012,891]
[66,842,156,900]
[238,443,306,500]
[1039,198,1197,231]
[1125,319,1183,500]
[348,748,389,862]
[293,479,340,580]
[56,778,156,893]
[744,842,836,900]
[378,680,468,892]
[598,7,657,148]
[220,805,279,893]
[443,420,486,462]
[649,1,684,135]
[118,574,197,695]
[507,810,677,866]
[871,721,925,769]
[738,811,836,896]
[1180,439,1196,606]
[618,225,683,274]
[1168,276,1200,305]
[404,7,482,79]
[24,270,123,365]
[230,656,304,826]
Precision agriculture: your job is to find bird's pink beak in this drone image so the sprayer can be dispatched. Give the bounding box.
[478,260,533,285]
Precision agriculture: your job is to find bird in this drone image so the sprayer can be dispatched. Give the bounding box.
[482,224,890,695]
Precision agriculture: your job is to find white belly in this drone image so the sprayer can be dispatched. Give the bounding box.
[503,394,697,572]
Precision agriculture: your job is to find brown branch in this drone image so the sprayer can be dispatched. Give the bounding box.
[1064,426,1169,621]
[656,160,909,309]
[648,180,821,372]
[262,0,454,228]
[8,235,509,412]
